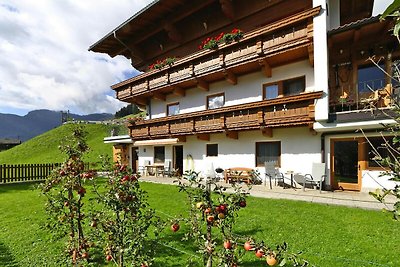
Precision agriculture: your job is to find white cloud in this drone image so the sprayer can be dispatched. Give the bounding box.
[0,0,152,115]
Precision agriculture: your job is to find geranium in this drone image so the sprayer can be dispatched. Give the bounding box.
[148,57,176,70]
[199,28,244,50]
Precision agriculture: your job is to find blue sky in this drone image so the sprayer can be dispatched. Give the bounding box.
[0,0,151,116]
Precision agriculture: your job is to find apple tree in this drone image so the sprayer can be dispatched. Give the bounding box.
[42,125,96,265]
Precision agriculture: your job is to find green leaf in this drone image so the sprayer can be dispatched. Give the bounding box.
[394,20,400,38]
[381,0,400,20]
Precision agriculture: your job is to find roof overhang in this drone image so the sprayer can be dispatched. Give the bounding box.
[104,135,133,144]
[133,138,184,146]
[313,119,396,133]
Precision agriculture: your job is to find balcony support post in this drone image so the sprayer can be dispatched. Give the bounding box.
[258,58,272,77]
[225,130,238,140]
[173,86,186,97]
[261,126,273,137]
[197,133,210,141]
[223,70,237,85]
[196,79,209,91]
[153,93,166,101]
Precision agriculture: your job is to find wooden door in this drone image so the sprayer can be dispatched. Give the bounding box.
[330,138,363,191]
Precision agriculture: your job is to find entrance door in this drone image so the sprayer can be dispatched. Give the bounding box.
[131,147,139,173]
[331,139,362,191]
[173,145,183,176]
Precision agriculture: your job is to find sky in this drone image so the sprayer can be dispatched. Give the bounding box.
[0,0,393,117]
[0,0,153,116]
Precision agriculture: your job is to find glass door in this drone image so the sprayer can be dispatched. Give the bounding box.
[331,139,361,191]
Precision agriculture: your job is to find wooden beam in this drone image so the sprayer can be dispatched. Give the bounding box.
[153,93,166,101]
[177,136,186,142]
[196,79,209,91]
[308,124,317,135]
[261,127,273,137]
[353,29,360,43]
[219,0,235,21]
[308,44,314,67]
[223,70,237,85]
[196,133,210,141]
[163,22,183,43]
[225,131,238,139]
[135,97,148,106]
[173,86,185,97]
[258,59,272,77]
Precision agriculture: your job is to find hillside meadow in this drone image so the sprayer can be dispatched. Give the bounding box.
[0,123,117,164]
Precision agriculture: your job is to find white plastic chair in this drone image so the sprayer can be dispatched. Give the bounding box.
[264,161,284,189]
[302,163,326,193]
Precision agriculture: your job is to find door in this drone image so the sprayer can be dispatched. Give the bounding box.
[173,145,183,176]
[131,147,139,173]
[331,139,362,191]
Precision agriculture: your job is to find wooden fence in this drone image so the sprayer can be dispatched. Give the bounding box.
[0,163,61,184]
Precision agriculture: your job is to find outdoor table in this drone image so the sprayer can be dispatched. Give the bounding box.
[285,171,296,188]
[145,164,164,177]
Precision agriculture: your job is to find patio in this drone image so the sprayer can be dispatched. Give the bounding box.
[139,174,396,211]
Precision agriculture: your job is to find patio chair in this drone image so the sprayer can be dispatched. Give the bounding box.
[302,163,326,193]
[138,160,150,176]
[158,160,172,177]
[264,161,284,189]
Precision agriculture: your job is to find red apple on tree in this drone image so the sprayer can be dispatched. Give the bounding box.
[106,254,112,261]
[255,249,264,258]
[171,223,180,232]
[223,240,232,249]
[239,200,246,207]
[206,215,215,223]
[244,241,252,251]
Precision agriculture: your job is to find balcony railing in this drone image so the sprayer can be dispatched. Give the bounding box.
[113,7,321,101]
[129,91,322,140]
[329,79,397,113]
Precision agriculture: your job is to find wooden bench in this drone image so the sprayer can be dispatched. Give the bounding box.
[224,167,254,184]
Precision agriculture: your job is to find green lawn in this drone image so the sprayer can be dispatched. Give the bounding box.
[0,181,399,267]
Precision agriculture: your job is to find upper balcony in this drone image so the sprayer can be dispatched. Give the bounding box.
[128,91,322,140]
[112,7,321,106]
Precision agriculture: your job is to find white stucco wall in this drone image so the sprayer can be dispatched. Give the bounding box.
[150,60,315,118]
[313,0,329,122]
[135,127,321,182]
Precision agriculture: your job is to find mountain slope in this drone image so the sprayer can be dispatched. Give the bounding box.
[0,109,113,141]
[0,123,115,164]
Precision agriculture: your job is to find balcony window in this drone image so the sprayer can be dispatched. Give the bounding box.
[283,76,305,96]
[167,102,179,116]
[206,144,218,157]
[358,64,385,93]
[154,146,165,164]
[263,84,279,100]
[207,93,225,109]
[256,141,281,167]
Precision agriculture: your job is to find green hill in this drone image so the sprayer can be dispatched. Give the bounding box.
[0,123,122,165]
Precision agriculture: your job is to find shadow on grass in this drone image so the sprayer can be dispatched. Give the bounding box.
[0,181,42,193]
[0,241,19,267]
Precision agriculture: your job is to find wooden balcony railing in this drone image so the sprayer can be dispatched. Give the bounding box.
[113,7,321,102]
[128,91,322,139]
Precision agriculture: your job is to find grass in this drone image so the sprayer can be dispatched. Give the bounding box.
[0,181,399,267]
[0,123,115,165]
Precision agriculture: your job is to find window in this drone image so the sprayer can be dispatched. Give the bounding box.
[262,76,305,99]
[256,142,281,167]
[206,144,218,157]
[263,84,279,100]
[154,146,165,164]
[358,64,385,93]
[368,136,396,168]
[167,102,179,116]
[207,93,224,109]
[283,76,305,96]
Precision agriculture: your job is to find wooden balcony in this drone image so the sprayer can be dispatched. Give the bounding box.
[128,91,322,140]
[113,7,320,103]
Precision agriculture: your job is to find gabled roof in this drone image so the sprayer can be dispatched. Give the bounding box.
[328,15,381,36]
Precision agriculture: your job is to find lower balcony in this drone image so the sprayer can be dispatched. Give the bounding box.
[128,91,322,140]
